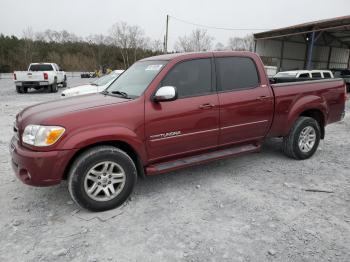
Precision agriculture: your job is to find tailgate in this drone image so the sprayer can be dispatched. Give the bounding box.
[17,71,44,81]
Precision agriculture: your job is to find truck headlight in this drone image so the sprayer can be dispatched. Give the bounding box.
[22,125,65,146]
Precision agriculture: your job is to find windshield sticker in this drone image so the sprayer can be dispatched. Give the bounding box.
[145,64,163,71]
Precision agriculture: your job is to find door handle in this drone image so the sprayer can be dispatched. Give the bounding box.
[199,103,215,109]
[256,96,269,101]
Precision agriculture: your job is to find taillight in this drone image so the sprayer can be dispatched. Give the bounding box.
[13,73,16,80]
[43,72,48,80]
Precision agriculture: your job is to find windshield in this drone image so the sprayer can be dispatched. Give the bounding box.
[92,73,119,86]
[274,72,298,78]
[106,60,167,98]
[29,64,54,71]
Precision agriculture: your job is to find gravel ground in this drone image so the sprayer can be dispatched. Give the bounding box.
[0,77,349,262]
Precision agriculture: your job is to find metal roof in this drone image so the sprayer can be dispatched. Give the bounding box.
[254,15,350,47]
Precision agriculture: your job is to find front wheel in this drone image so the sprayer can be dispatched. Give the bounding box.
[68,146,137,212]
[282,116,321,160]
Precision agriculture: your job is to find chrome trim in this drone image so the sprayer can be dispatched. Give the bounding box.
[149,120,269,142]
[150,128,219,142]
[221,120,268,130]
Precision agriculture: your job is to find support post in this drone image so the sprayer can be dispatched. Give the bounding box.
[306,31,315,70]
[279,40,285,71]
[254,39,257,52]
[327,47,332,69]
[164,14,169,54]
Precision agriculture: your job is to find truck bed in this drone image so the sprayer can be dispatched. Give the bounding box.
[268,78,346,137]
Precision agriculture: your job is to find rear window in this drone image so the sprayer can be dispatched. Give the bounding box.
[216,57,259,91]
[311,72,322,78]
[29,64,54,71]
[323,72,331,78]
[298,73,310,78]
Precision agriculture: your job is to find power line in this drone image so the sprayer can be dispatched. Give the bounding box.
[169,15,272,32]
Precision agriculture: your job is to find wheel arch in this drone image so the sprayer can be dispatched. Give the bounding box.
[299,109,325,139]
[62,140,146,181]
[283,94,328,139]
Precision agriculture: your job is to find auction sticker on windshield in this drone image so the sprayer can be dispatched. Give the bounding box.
[145,64,163,71]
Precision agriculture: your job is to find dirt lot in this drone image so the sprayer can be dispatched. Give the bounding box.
[0,77,349,262]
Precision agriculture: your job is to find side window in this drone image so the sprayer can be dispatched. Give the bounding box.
[216,57,259,91]
[323,72,331,78]
[311,72,322,78]
[298,73,310,78]
[161,59,212,98]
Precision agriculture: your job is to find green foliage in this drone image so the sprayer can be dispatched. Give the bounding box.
[0,34,160,72]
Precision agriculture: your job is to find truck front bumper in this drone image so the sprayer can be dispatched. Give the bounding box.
[10,136,77,187]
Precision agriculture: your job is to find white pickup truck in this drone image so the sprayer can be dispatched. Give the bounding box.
[14,63,67,93]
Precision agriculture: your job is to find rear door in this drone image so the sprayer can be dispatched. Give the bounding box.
[215,54,274,146]
[145,57,220,162]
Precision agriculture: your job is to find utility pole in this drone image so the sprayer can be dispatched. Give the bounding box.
[164,14,169,54]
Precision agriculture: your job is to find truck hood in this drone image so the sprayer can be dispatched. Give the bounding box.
[18,93,129,127]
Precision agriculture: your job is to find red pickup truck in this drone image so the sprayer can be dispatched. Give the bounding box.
[10,52,346,211]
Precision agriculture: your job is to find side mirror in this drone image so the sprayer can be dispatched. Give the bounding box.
[153,86,177,102]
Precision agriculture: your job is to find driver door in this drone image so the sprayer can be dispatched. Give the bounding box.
[144,58,219,162]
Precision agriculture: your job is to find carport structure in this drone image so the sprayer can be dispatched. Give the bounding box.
[254,16,350,71]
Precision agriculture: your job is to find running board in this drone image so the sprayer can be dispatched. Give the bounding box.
[146,144,260,175]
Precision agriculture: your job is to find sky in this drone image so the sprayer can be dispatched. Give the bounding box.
[0,0,349,50]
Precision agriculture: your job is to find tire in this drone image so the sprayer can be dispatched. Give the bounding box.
[62,76,67,88]
[282,116,321,160]
[17,86,28,93]
[50,81,58,93]
[68,146,137,212]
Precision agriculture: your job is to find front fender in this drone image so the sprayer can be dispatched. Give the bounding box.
[59,125,147,163]
[283,94,328,134]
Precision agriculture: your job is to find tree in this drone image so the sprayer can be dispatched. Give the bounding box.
[0,26,159,73]
[22,27,35,67]
[227,34,254,51]
[109,22,146,68]
[214,42,226,51]
[175,29,214,52]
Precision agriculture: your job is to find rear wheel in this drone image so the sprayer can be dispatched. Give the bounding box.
[49,81,58,93]
[68,146,137,212]
[62,76,67,88]
[16,86,22,93]
[282,116,321,160]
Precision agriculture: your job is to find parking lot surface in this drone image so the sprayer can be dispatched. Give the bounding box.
[0,77,349,262]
